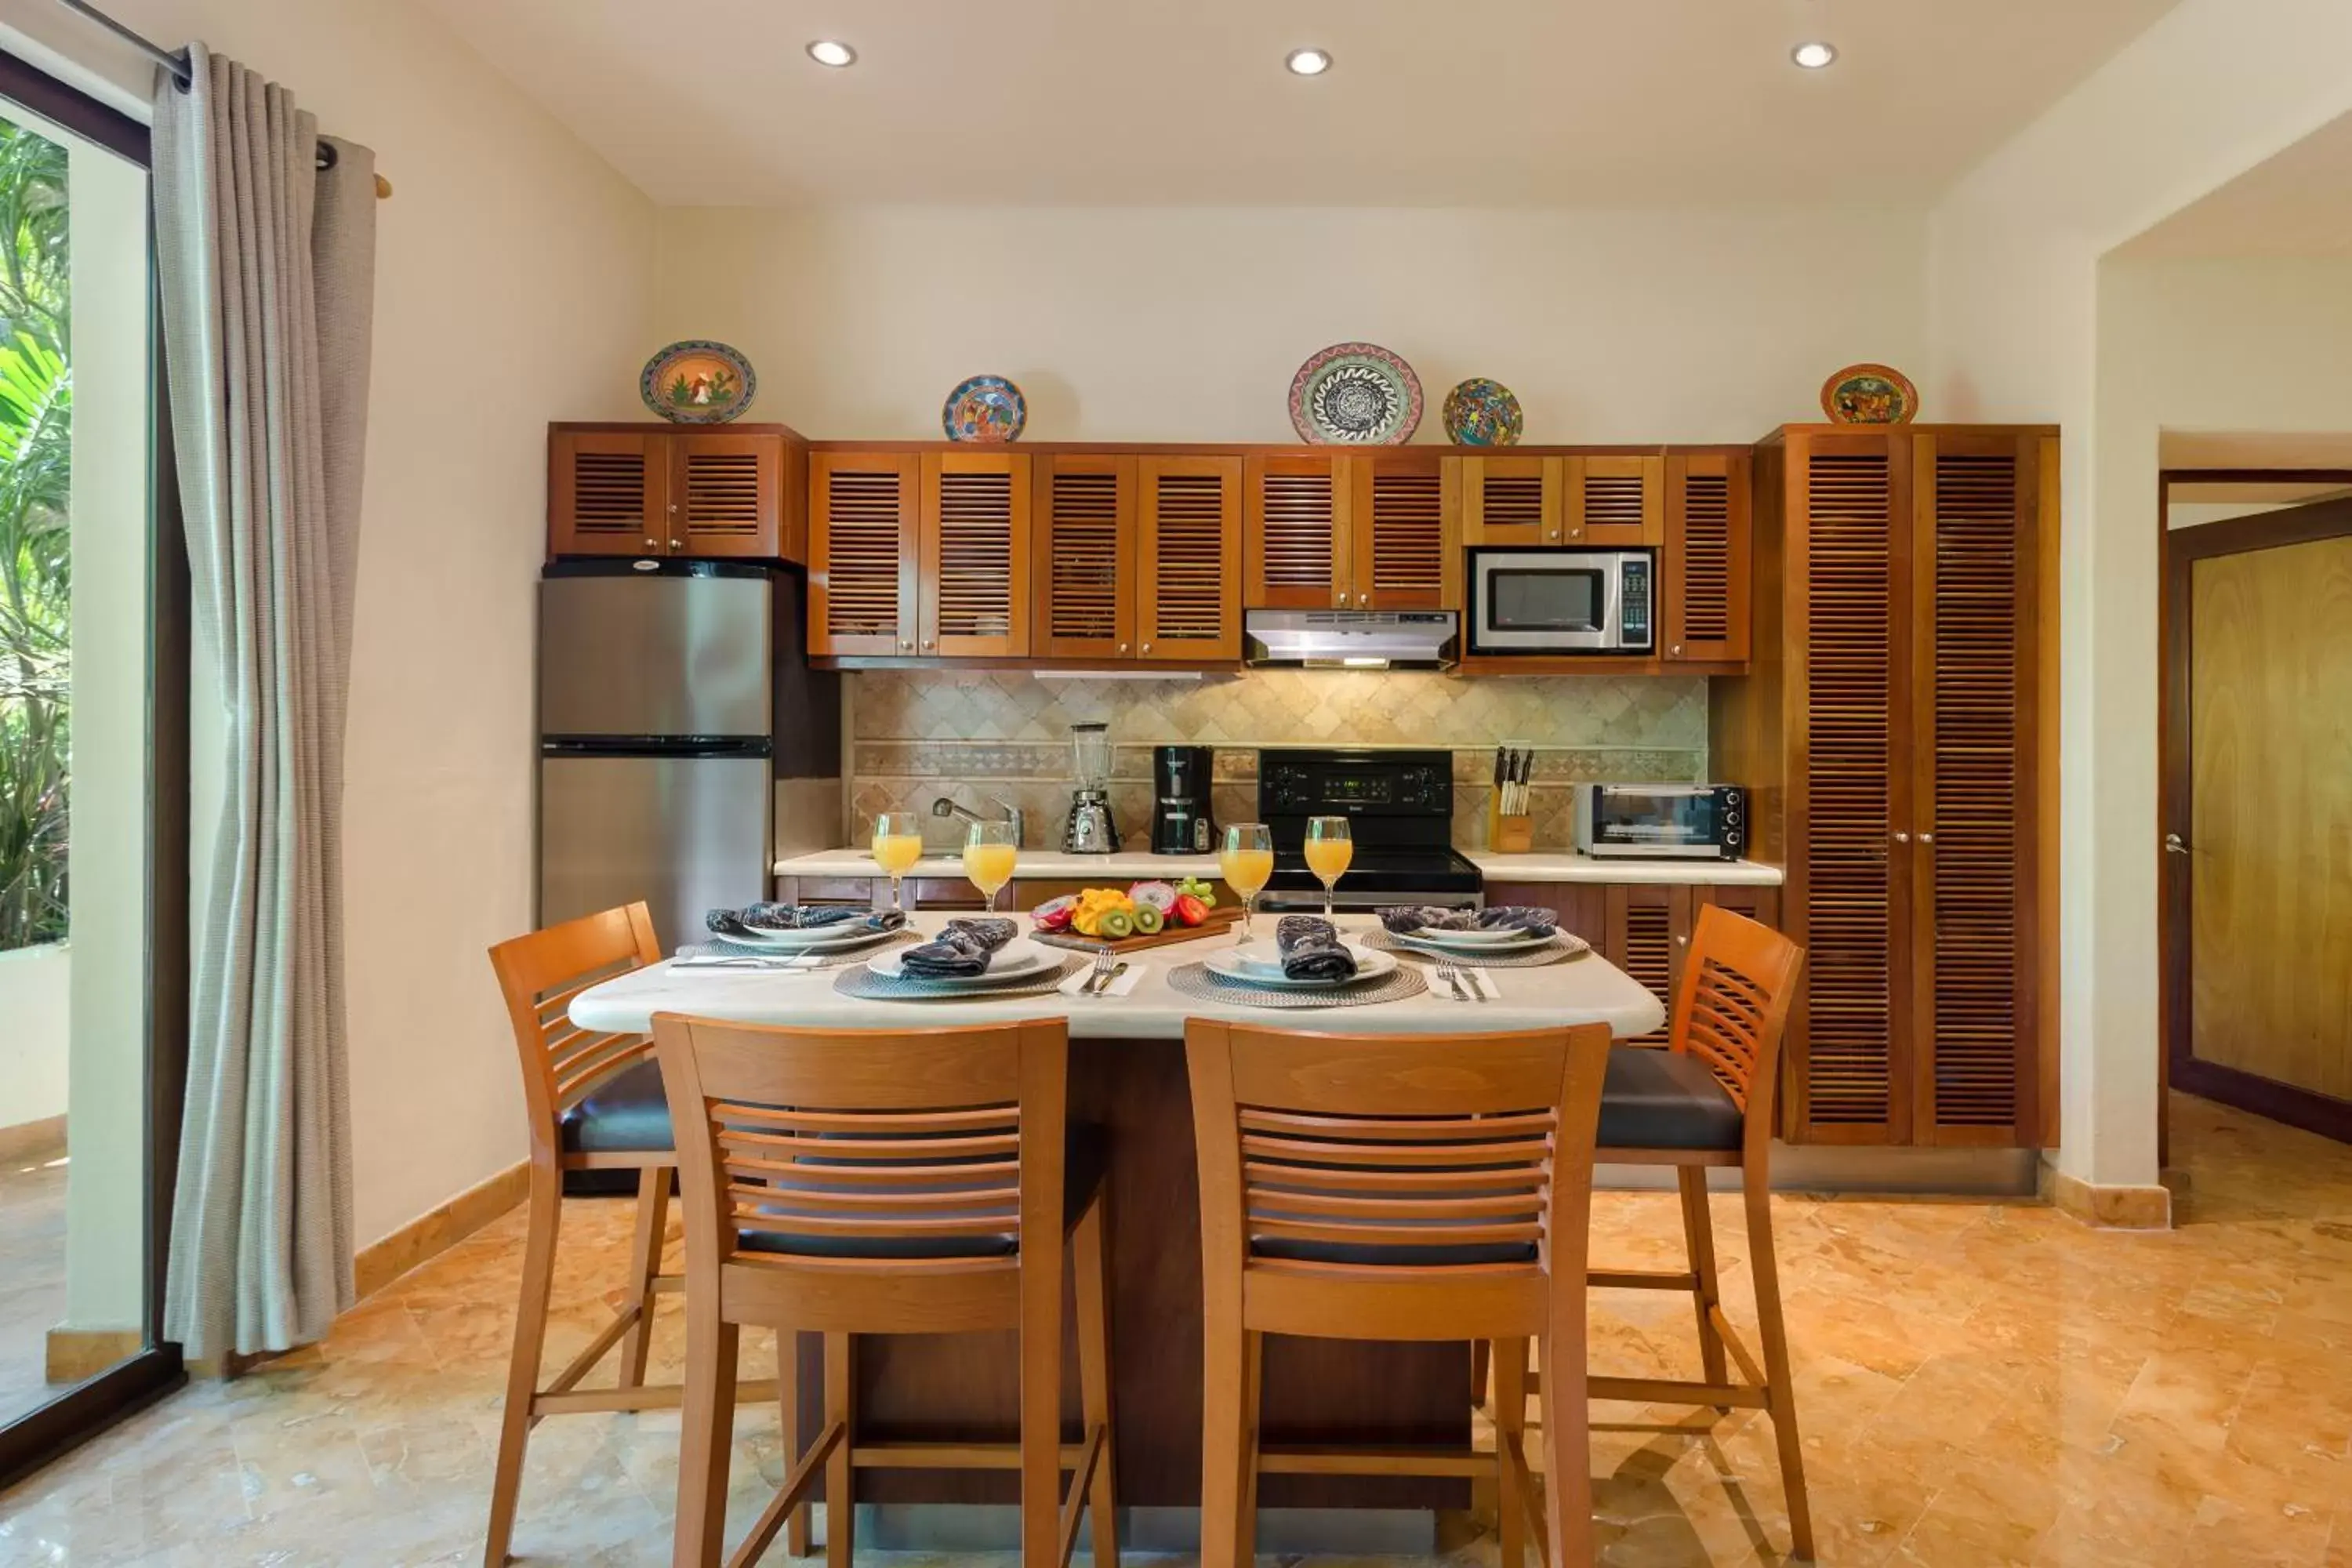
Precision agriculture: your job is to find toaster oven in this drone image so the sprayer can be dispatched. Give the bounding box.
[1572,783,1748,861]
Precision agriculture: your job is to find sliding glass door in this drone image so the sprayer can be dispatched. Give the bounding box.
[0,47,187,1490]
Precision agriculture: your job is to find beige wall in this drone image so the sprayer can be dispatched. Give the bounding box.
[648,205,1926,444]
[5,0,659,1249]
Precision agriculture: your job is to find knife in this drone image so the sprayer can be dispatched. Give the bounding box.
[1090,960,1128,996]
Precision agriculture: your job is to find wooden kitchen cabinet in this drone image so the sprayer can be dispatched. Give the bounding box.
[809,451,920,656]
[549,425,803,561]
[1032,453,1139,659]
[1243,452,1460,611]
[1664,452,1751,663]
[1714,424,2056,1149]
[1137,456,1243,661]
[1461,456,1563,546]
[810,450,1033,657]
[1571,456,1664,546]
[1245,452,1350,608]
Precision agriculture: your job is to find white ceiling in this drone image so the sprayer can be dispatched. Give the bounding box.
[417,0,2182,207]
[2119,111,2352,257]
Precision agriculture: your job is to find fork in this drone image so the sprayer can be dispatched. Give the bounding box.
[1086,948,1116,996]
[1437,963,1472,1003]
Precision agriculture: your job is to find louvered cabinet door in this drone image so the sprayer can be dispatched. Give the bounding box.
[1462,456,1562,546]
[1570,455,1664,546]
[1910,434,2039,1145]
[1245,453,1351,608]
[1604,884,1693,1047]
[1664,452,1751,662]
[670,433,782,558]
[920,452,1032,658]
[1349,454,1461,609]
[1786,432,1915,1144]
[1032,454,1138,659]
[1138,456,1243,662]
[549,430,666,557]
[809,452,920,656]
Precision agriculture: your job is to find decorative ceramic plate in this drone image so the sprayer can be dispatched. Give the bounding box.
[1443,378,1524,447]
[1289,343,1423,445]
[1208,940,1400,989]
[942,375,1027,443]
[867,935,1057,986]
[1820,363,1919,426]
[641,340,755,424]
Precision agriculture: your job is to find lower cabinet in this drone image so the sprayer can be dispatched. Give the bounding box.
[1485,880,1782,1049]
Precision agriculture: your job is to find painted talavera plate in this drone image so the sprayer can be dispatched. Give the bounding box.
[1290,343,1423,445]
[642,340,755,424]
[942,374,1027,443]
[1821,363,1920,425]
[1443,378,1524,446]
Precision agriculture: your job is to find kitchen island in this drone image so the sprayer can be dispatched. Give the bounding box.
[572,915,1661,1544]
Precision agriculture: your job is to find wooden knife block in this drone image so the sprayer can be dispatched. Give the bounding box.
[1487,797,1534,855]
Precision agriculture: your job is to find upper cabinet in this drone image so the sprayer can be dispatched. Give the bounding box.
[1031,453,1138,659]
[1460,454,1664,548]
[1137,456,1244,661]
[808,451,920,656]
[1028,453,1244,662]
[921,451,1032,658]
[1243,452,1461,612]
[1664,452,1751,663]
[549,425,803,561]
[809,450,1033,658]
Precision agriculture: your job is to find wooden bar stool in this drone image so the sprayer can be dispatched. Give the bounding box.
[654,1013,1119,1568]
[1588,903,1813,1560]
[1185,1019,1615,1568]
[483,905,783,1566]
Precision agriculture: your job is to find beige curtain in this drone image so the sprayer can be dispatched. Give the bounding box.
[153,44,376,1359]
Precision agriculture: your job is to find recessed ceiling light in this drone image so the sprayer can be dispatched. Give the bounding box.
[1286,48,1333,77]
[1791,41,1838,70]
[807,39,857,68]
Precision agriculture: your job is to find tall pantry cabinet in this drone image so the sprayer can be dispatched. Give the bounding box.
[1713,426,2060,1149]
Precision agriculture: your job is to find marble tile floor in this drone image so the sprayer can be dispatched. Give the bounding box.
[2,1091,2349,1566]
[0,1147,70,1432]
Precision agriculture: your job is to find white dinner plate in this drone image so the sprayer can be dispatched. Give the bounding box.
[720,922,896,952]
[1390,925,1563,954]
[867,935,1057,986]
[1204,940,1398,990]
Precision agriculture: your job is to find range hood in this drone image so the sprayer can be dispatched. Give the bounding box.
[1243,610,1459,670]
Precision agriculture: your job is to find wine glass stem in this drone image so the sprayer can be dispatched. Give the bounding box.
[1324,881,1334,921]
[1242,893,1254,943]
[892,874,905,916]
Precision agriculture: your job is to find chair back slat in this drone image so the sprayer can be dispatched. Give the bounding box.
[1190,1022,1611,1279]
[655,1016,1066,1271]
[487,903,663,1156]
[1668,906,1807,1114]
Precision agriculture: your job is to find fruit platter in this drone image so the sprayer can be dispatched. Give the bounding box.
[1029,877,1243,951]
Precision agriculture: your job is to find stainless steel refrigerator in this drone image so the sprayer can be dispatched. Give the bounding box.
[537,560,840,953]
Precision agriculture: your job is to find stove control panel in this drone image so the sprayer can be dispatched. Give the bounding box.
[1258,750,1454,822]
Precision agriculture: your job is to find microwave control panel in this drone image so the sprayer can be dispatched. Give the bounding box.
[1621,556,1653,648]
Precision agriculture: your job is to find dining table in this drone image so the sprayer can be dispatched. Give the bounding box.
[568,912,1667,1549]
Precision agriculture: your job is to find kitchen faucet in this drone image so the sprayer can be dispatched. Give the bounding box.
[932,795,1027,849]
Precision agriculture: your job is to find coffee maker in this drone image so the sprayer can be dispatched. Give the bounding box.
[1152,745,1216,855]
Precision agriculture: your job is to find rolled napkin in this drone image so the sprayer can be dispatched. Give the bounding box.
[1274,915,1359,984]
[706,903,907,938]
[898,916,1020,979]
[1377,904,1557,938]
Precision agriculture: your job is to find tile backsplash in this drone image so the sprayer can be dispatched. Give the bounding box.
[849,670,1708,851]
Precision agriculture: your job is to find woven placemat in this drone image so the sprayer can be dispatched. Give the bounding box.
[679,930,918,967]
[1359,930,1588,969]
[1166,961,1429,1010]
[831,954,1088,1002]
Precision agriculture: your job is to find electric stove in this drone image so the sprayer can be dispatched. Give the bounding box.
[1254,748,1483,910]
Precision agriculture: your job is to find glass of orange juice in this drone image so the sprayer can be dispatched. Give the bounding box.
[962,821,1018,916]
[872,812,925,916]
[1304,815,1352,920]
[1218,822,1274,943]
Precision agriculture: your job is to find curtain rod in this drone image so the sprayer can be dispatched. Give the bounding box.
[50,0,392,198]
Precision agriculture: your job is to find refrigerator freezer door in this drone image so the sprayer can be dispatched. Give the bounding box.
[539,753,772,952]
[540,569,771,739]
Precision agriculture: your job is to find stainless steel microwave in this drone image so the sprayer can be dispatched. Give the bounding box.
[1465,547,1654,655]
[1573,783,1748,861]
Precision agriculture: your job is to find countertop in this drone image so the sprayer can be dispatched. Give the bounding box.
[775,847,1782,887]
[572,913,1665,1040]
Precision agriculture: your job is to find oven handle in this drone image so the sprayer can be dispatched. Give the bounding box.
[1258,891,1485,913]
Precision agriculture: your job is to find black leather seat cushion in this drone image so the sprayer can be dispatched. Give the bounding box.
[561,1058,673,1155]
[741,1122,1108,1262]
[1251,1233,1538,1269]
[1598,1047,1743,1152]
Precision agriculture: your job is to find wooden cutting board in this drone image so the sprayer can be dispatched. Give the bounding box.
[1032,904,1245,953]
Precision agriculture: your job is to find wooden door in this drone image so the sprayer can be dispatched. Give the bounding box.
[1908,434,2041,1146]
[670,432,781,559]
[1461,456,1562,547]
[1784,430,1915,1144]
[1570,455,1664,546]
[1604,884,1692,1047]
[2166,497,2352,1143]
[549,430,666,557]
[808,452,920,657]
[1664,452,1751,662]
[1138,456,1243,662]
[919,451,1032,657]
[1245,453,1350,608]
[1348,453,1461,610]
[1033,454,1138,660]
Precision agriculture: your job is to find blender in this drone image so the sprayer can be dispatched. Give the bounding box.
[1062,721,1120,854]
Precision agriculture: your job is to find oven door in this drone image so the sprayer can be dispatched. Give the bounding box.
[1468,550,1624,652]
